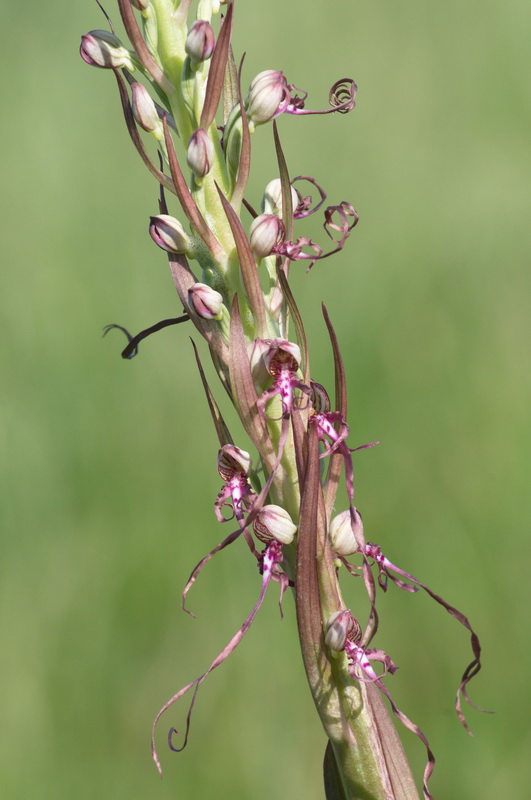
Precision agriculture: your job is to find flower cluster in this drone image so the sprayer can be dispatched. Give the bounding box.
[81,2,487,798]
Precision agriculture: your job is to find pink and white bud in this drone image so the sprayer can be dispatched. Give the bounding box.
[185,20,215,65]
[188,283,224,320]
[80,30,134,71]
[261,178,299,218]
[245,70,289,126]
[186,128,214,179]
[217,445,252,480]
[262,339,301,375]
[131,83,162,136]
[149,215,190,254]
[329,508,364,556]
[325,610,362,652]
[253,504,297,545]
[249,214,283,259]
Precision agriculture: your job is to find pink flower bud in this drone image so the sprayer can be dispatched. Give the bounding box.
[131,83,161,135]
[185,20,215,65]
[80,30,134,71]
[186,128,214,179]
[188,282,224,320]
[253,504,297,545]
[249,214,283,259]
[131,0,150,9]
[246,70,289,125]
[329,509,364,556]
[149,215,190,253]
[217,445,252,480]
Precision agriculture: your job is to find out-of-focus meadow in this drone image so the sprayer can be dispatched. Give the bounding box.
[1,1,529,798]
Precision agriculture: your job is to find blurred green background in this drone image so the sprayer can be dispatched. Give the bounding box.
[1,1,529,798]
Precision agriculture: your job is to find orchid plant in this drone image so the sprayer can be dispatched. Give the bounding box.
[80,2,488,798]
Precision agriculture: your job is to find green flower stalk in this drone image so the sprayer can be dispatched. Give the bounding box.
[81,2,489,798]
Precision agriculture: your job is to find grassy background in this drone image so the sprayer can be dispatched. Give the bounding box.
[1,0,529,797]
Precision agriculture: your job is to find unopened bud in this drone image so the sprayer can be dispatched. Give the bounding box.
[329,509,364,556]
[131,83,162,136]
[149,215,190,254]
[217,445,252,480]
[188,282,224,320]
[185,20,215,65]
[325,610,362,652]
[261,178,299,218]
[186,128,214,179]
[249,214,283,259]
[253,504,297,545]
[80,30,134,71]
[131,0,150,10]
[246,70,289,126]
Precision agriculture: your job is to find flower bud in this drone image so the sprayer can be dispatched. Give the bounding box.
[253,504,297,545]
[149,215,190,254]
[261,178,299,218]
[249,214,283,259]
[185,20,215,65]
[325,610,362,652]
[186,128,214,179]
[217,445,252,480]
[131,0,150,9]
[131,83,162,136]
[329,508,364,556]
[80,30,134,71]
[188,283,224,320]
[246,70,289,126]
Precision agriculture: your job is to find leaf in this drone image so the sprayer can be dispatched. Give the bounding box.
[217,187,267,337]
[190,338,233,447]
[323,741,348,800]
[113,70,176,196]
[272,121,294,242]
[166,251,229,363]
[322,303,348,520]
[228,295,277,473]
[295,425,325,671]
[222,45,239,124]
[276,266,309,383]
[200,2,234,130]
[231,56,251,212]
[117,0,172,93]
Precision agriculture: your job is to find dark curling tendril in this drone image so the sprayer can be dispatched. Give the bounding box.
[329,78,357,114]
[103,315,189,359]
[287,78,357,116]
[291,175,327,219]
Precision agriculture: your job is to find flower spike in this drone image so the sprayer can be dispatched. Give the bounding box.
[81,1,488,793]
